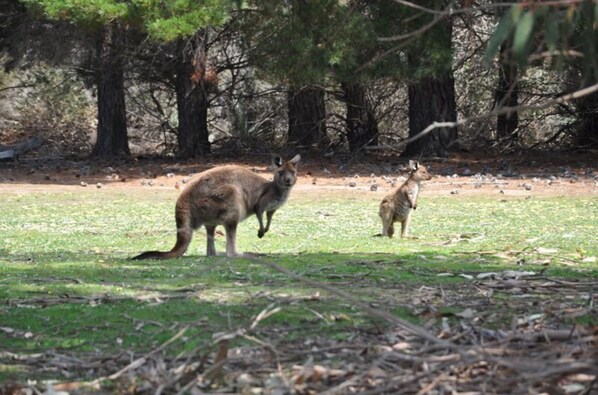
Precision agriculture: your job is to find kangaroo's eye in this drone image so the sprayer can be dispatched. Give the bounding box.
[278,171,285,177]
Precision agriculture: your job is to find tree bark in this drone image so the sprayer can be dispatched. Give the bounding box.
[341,81,379,153]
[403,74,458,158]
[495,40,519,143]
[575,90,598,148]
[174,35,211,158]
[287,86,327,148]
[91,23,130,158]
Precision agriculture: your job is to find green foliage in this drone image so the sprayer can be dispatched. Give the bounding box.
[21,0,235,40]
[485,2,598,80]
[133,0,233,41]
[240,0,456,85]
[22,0,128,29]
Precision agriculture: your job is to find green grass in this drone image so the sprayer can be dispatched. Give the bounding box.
[1,186,597,382]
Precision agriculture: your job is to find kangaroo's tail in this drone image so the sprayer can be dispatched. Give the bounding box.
[131,202,194,260]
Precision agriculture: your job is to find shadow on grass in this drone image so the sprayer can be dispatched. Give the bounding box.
[2,248,597,384]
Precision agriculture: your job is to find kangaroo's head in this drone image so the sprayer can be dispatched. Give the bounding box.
[272,154,301,188]
[408,160,432,181]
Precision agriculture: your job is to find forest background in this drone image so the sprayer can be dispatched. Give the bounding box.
[0,0,596,160]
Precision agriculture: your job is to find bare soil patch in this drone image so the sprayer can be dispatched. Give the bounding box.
[1,150,597,198]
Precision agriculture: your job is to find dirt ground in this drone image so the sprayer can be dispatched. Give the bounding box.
[1,150,597,197]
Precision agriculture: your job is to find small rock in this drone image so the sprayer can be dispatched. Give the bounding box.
[370,184,378,191]
[175,181,181,189]
[523,183,533,191]
[96,183,103,188]
[450,189,460,195]
[348,181,357,187]
[166,173,175,178]
[141,180,147,186]
[80,181,88,187]
[312,178,317,185]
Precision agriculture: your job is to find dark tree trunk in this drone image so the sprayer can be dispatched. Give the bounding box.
[341,81,379,153]
[174,35,210,158]
[576,90,598,147]
[495,40,519,143]
[403,74,458,158]
[287,86,327,148]
[91,23,130,158]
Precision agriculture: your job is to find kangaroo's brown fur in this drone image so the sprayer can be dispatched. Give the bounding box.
[132,155,301,259]
[378,160,432,238]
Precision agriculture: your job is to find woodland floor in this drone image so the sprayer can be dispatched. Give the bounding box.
[0,149,597,395]
[1,149,597,196]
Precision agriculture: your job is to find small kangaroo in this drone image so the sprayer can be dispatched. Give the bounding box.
[378,160,432,238]
[132,154,301,259]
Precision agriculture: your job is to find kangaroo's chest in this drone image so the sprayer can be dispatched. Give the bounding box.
[263,195,288,211]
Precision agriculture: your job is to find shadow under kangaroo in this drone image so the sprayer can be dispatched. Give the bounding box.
[132,154,301,259]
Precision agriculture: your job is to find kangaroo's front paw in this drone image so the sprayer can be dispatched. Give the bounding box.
[413,204,417,210]
[258,229,265,238]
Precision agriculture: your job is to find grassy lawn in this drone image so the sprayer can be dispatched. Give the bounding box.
[1,186,597,388]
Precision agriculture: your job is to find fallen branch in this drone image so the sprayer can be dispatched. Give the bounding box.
[0,137,44,160]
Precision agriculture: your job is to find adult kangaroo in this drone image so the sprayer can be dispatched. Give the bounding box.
[132,154,301,259]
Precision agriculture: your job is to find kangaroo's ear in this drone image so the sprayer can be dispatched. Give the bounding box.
[272,155,283,167]
[409,160,419,170]
[290,154,301,165]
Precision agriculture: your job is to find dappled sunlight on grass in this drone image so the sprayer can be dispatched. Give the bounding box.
[1,187,596,383]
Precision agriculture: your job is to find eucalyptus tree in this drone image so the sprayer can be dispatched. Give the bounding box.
[240,1,339,149]
[239,0,387,153]
[485,0,598,148]
[21,0,132,157]
[136,1,234,157]
[21,0,235,157]
[381,0,459,158]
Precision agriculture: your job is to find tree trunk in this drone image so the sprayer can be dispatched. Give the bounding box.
[495,40,519,143]
[91,23,130,158]
[341,81,379,153]
[174,35,211,158]
[403,74,458,158]
[287,86,327,148]
[575,90,598,148]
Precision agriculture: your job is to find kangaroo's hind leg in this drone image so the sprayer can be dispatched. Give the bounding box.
[224,222,239,257]
[205,225,217,256]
